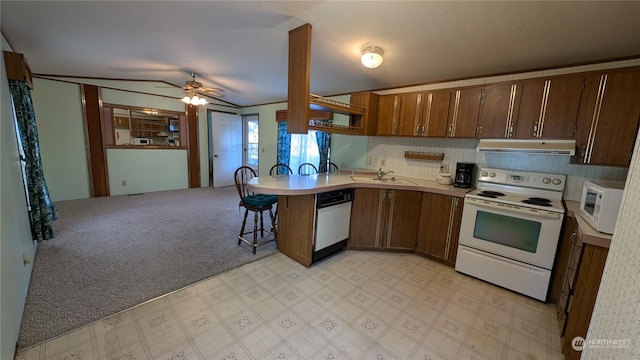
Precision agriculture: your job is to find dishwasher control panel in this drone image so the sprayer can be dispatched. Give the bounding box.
[317,188,354,208]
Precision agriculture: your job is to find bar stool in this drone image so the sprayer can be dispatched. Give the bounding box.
[234,166,277,254]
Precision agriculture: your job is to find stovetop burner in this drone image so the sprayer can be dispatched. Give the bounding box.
[522,198,553,207]
[477,190,506,198]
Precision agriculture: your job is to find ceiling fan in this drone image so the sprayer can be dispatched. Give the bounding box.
[180,72,224,105]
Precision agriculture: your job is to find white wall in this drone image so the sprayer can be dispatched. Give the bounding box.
[31,78,90,201]
[30,77,236,199]
[582,131,640,359]
[107,149,188,195]
[1,36,38,359]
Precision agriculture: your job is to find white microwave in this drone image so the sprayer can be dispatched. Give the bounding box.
[579,180,625,234]
[133,138,151,145]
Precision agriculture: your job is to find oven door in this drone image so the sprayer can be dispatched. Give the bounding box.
[458,197,563,270]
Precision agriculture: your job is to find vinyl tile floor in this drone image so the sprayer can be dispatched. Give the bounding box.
[16,251,564,360]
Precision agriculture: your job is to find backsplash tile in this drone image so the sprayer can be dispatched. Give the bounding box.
[365,137,628,201]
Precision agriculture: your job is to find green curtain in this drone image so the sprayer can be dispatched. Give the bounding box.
[276,121,291,174]
[316,131,331,172]
[9,80,58,241]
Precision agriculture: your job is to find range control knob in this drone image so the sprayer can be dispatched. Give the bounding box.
[543,177,551,184]
[552,178,562,185]
[489,172,496,178]
[481,171,489,177]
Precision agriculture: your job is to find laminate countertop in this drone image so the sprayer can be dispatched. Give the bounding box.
[248,172,472,198]
[564,200,612,248]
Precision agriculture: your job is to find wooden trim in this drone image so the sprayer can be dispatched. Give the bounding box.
[3,51,33,88]
[81,84,109,197]
[186,104,200,188]
[33,75,240,108]
[275,109,333,122]
[287,23,312,134]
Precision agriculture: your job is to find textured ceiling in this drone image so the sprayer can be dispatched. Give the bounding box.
[2,1,640,107]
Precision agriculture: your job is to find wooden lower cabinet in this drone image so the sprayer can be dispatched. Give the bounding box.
[277,194,315,267]
[551,215,609,359]
[348,188,420,250]
[415,193,463,266]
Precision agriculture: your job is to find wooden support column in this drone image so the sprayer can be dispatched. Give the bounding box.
[82,84,109,197]
[186,104,200,188]
[287,23,312,134]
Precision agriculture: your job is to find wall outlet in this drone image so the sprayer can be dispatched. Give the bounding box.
[440,164,449,173]
[366,157,372,165]
[121,180,127,186]
[381,158,386,166]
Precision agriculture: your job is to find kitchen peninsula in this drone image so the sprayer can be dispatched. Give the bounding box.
[248,173,471,267]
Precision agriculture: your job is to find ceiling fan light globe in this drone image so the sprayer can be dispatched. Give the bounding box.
[198,98,208,105]
[181,96,191,104]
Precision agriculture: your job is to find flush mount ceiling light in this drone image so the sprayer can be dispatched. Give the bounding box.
[181,90,208,106]
[361,46,384,69]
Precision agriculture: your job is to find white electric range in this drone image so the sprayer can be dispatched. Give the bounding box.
[455,168,567,301]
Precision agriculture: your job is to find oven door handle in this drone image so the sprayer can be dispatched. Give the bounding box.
[466,197,562,220]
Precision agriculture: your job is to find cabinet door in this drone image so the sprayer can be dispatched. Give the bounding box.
[448,87,482,138]
[277,194,316,267]
[397,92,422,136]
[420,90,452,137]
[377,94,401,135]
[517,76,584,139]
[574,68,640,166]
[562,244,608,359]
[385,190,420,249]
[550,216,577,312]
[416,193,463,266]
[349,188,383,249]
[477,83,521,138]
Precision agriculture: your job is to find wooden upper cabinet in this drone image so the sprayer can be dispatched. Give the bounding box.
[447,87,483,138]
[397,92,422,136]
[516,76,584,139]
[377,94,401,136]
[477,82,522,138]
[574,67,640,166]
[349,91,379,136]
[418,90,452,137]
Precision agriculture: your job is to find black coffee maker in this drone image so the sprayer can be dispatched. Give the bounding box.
[454,162,475,188]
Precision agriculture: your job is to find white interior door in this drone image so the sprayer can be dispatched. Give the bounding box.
[211,112,242,187]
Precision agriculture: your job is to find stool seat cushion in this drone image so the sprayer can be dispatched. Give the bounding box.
[243,194,278,207]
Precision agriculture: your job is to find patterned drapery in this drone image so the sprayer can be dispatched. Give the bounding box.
[9,80,58,241]
[276,121,291,173]
[316,131,331,172]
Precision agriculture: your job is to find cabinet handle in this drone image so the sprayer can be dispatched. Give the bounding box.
[533,123,538,137]
[448,124,453,137]
[508,124,514,138]
[416,125,421,134]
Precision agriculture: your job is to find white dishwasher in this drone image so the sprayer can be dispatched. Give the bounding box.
[313,188,353,263]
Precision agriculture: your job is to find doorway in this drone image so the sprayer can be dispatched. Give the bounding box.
[209,111,243,187]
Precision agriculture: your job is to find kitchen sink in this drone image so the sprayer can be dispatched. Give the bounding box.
[350,176,416,185]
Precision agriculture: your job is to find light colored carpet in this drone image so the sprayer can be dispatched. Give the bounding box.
[18,186,277,349]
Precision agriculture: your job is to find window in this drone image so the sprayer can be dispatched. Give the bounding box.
[244,114,259,168]
[289,130,320,171]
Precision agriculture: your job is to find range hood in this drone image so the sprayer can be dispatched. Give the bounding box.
[476,139,576,155]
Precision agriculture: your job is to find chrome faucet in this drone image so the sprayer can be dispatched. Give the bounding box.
[377,168,394,180]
